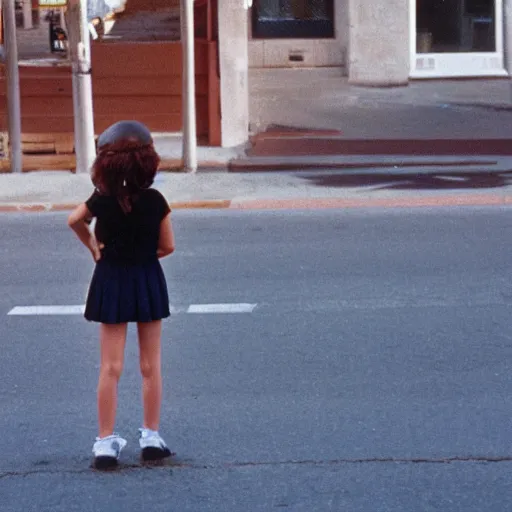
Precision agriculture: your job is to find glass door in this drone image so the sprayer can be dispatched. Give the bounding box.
[410,0,507,77]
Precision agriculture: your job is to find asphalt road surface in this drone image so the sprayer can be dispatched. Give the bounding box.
[1,207,512,511]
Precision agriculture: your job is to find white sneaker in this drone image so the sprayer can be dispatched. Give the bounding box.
[138,428,172,461]
[92,434,127,469]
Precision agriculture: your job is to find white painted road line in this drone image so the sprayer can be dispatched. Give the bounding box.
[7,303,257,316]
[187,303,257,314]
[8,305,85,316]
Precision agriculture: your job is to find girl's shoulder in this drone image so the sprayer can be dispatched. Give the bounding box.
[142,187,168,203]
[86,188,112,216]
[140,188,171,219]
[143,187,166,199]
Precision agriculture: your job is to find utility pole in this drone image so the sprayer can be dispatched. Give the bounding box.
[66,0,95,173]
[180,0,197,172]
[2,0,23,173]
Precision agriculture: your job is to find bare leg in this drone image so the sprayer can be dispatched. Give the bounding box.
[97,323,127,438]
[137,320,163,431]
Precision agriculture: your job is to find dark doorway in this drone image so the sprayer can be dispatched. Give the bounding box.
[252,0,334,38]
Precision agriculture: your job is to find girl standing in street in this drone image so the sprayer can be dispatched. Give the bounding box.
[68,121,176,469]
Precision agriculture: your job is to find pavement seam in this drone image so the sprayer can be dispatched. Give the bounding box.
[1,455,511,479]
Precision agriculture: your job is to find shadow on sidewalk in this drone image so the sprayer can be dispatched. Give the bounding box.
[301,171,512,191]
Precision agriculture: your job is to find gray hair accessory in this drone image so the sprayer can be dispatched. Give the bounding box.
[97,120,153,150]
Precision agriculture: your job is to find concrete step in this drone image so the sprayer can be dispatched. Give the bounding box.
[248,136,512,157]
[228,155,508,173]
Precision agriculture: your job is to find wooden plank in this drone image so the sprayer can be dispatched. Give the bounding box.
[17,134,73,154]
[18,63,72,72]
[207,0,212,41]
[19,97,74,117]
[94,95,208,116]
[207,41,221,146]
[0,155,187,173]
[95,116,183,134]
[211,0,218,41]
[19,78,73,97]
[54,135,74,154]
[22,142,56,154]
[91,41,210,77]
[0,78,72,99]
[95,110,209,135]
[0,117,76,133]
[194,0,208,39]
[0,35,219,148]
[0,107,210,136]
[5,95,207,120]
[16,65,72,77]
[22,154,76,171]
[93,76,209,96]
[21,133,70,143]
[0,154,76,172]
[93,96,183,115]
[0,75,208,101]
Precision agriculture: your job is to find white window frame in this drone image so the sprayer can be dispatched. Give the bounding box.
[410,0,508,78]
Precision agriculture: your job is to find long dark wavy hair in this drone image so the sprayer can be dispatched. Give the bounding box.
[91,139,161,214]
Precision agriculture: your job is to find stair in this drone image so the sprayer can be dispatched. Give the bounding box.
[102,9,181,42]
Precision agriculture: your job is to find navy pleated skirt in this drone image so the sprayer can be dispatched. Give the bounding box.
[85,258,170,324]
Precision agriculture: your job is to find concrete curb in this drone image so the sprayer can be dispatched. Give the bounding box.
[230,195,512,209]
[170,200,232,209]
[2,194,512,212]
[0,200,233,212]
[0,159,231,173]
[1,150,508,175]
[227,158,500,172]
[244,138,512,160]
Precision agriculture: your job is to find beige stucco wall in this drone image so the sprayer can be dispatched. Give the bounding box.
[348,0,409,85]
[505,0,512,73]
[248,0,348,69]
[218,0,250,147]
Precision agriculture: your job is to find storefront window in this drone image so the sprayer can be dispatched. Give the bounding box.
[416,0,496,53]
[253,0,334,38]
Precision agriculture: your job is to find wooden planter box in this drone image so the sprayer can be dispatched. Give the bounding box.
[0,39,220,168]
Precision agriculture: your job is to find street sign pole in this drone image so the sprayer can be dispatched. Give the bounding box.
[2,0,23,173]
[66,0,95,173]
[181,0,197,173]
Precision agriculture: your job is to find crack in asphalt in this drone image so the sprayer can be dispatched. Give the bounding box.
[1,455,512,480]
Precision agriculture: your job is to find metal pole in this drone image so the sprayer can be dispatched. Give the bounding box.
[59,7,67,36]
[3,0,23,173]
[66,0,95,173]
[181,0,197,172]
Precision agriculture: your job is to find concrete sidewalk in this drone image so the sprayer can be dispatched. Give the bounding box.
[239,70,512,168]
[249,69,512,136]
[1,161,512,212]
[175,74,512,170]
[1,69,511,172]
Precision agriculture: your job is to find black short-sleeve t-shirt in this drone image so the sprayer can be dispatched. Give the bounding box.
[85,188,170,262]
